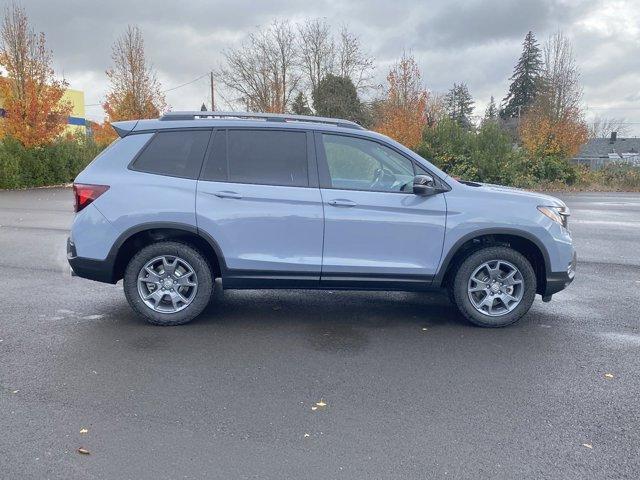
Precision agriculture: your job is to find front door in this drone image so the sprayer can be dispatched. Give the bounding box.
[316,132,447,289]
[196,128,323,288]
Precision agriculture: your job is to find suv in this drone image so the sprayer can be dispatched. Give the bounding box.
[68,111,576,327]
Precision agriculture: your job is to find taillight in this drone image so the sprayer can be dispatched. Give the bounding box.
[73,183,109,213]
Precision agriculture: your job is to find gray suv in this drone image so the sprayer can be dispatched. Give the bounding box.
[68,111,576,327]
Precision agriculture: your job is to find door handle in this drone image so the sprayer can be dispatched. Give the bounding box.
[213,191,242,199]
[328,199,356,207]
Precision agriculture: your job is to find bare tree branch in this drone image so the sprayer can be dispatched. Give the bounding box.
[217,20,300,113]
[297,18,334,94]
[336,26,375,90]
[589,116,631,139]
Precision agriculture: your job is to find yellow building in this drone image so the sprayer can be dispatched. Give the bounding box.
[0,87,87,134]
[61,88,87,134]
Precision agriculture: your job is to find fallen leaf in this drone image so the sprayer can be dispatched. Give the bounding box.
[604,373,614,379]
[77,447,90,455]
[79,428,88,434]
[582,443,593,449]
[316,400,327,407]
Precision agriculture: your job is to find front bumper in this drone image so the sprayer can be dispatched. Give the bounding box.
[543,250,576,298]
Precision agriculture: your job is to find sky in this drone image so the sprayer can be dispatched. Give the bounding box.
[19,0,640,135]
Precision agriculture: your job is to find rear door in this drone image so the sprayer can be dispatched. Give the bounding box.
[316,132,447,288]
[196,128,323,287]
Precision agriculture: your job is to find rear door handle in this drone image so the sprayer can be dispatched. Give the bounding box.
[213,191,242,199]
[328,199,356,207]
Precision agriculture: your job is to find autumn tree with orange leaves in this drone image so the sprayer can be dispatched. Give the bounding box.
[103,25,166,123]
[0,3,71,147]
[373,54,429,149]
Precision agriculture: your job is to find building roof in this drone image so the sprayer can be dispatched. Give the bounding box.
[575,137,640,159]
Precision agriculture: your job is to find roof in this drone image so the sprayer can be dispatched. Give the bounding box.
[112,111,367,138]
[574,137,640,159]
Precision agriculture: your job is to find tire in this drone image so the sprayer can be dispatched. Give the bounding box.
[123,241,213,326]
[451,246,536,327]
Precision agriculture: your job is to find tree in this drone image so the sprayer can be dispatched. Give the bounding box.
[312,74,363,122]
[336,26,374,90]
[0,3,71,147]
[291,91,312,115]
[444,83,474,129]
[218,20,300,113]
[588,116,630,139]
[484,96,498,121]
[297,18,334,95]
[519,110,588,158]
[541,31,583,121]
[373,53,428,149]
[103,25,165,122]
[519,31,588,158]
[501,31,544,119]
[297,19,374,95]
[89,120,117,145]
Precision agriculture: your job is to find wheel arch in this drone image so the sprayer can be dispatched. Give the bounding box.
[109,222,226,283]
[435,228,551,295]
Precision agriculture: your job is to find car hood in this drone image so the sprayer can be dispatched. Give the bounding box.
[462,181,566,207]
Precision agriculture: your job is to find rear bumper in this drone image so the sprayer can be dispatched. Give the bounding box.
[543,251,576,297]
[67,237,116,284]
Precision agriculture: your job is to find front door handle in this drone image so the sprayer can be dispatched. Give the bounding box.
[213,191,242,199]
[328,199,357,207]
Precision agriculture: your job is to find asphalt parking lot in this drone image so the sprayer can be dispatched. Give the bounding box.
[1,188,639,479]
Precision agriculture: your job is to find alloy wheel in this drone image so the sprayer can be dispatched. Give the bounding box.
[137,255,198,313]
[467,259,524,317]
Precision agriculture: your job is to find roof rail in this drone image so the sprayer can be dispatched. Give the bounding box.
[158,111,364,130]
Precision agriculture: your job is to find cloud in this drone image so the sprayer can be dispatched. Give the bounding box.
[15,0,640,132]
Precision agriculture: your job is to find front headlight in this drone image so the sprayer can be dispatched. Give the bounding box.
[538,205,570,229]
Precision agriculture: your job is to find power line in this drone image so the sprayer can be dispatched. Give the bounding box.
[83,72,211,108]
[163,73,209,93]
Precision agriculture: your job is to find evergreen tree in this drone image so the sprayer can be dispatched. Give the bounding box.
[500,31,543,119]
[291,92,312,115]
[484,96,498,119]
[312,74,364,123]
[444,83,475,129]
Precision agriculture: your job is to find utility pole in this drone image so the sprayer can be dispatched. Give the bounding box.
[210,71,216,111]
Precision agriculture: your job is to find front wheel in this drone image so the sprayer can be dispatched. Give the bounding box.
[123,241,213,326]
[451,246,537,327]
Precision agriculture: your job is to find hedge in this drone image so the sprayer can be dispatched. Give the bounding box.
[0,135,104,189]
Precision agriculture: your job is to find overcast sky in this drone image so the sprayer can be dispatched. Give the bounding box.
[21,0,640,135]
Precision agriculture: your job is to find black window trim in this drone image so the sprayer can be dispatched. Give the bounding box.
[314,130,450,194]
[127,127,214,180]
[198,126,318,189]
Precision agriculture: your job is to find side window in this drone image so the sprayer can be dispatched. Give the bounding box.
[230,130,307,186]
[131,130,211,179]
[321,134,415,192]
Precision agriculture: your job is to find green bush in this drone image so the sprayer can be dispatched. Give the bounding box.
[0,134,104,189]
[415,117,586,189]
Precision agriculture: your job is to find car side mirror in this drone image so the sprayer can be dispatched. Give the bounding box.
[413,174,438,196]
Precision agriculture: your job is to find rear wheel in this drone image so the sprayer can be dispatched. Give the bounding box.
[123,241,213,325]
[451,246,536,327]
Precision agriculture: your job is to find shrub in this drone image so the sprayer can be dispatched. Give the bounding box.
[578,162,640,191]
[415,117,588,189]
[0,134,104,189]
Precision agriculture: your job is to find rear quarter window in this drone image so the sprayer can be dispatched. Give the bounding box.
[201,129,308,187]
[131,130,211,179]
